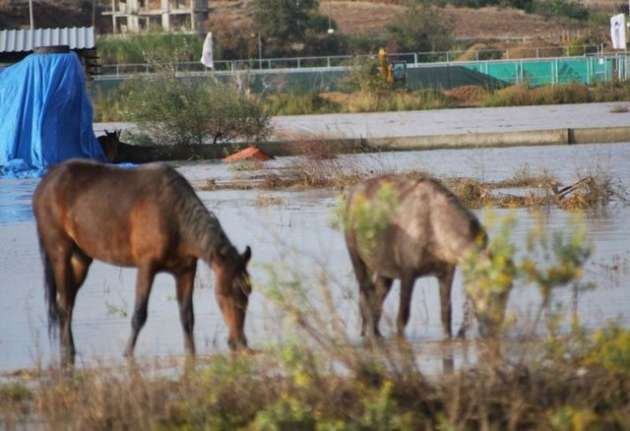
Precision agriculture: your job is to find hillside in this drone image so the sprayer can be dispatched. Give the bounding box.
[317,2,586,39]
[2,0,601,37]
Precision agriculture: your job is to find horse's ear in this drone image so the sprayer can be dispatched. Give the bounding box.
[242,246,251,264]
[104,129,110,135]
[115,129,121,138]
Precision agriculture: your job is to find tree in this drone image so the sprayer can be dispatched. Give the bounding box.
[250,0,340,56]
[385,4,454,53]
[252,0,319,43]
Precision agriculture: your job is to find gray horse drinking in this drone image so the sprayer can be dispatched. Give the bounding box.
[343,174,496,340]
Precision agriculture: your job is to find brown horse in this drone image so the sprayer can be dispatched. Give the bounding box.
[33,159,252,366]
[344,174,487,340]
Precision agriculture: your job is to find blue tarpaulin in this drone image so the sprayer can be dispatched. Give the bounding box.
[0,52,105,178]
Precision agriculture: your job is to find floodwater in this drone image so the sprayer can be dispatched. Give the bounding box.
[1,142,630,373]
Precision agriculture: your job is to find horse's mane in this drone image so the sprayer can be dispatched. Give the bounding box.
[157,166,235,260]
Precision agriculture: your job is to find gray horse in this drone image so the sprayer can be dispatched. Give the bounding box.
[344,174,487,339]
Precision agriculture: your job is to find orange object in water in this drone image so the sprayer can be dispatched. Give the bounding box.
[223,145,273,163]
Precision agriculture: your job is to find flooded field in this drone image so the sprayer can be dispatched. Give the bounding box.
[1,142,629,373]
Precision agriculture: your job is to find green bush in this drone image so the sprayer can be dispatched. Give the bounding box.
[384,4,454,53]
[531,0,589,20]
[583,325,630,373]
[120,71,271,145]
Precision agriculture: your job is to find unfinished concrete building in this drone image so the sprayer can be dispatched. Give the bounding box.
[104,0,208,33]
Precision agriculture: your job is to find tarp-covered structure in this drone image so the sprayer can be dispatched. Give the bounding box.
[0,51,105,178]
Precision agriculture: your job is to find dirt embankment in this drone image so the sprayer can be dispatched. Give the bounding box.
[320,2,584,39]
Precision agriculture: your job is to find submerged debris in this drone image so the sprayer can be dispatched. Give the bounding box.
[199,156,628,210]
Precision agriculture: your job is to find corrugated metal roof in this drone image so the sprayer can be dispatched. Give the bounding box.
[0,27,95,53]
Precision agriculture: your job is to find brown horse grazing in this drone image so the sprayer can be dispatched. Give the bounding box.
[97,129,121,162]
[344,174,486,340]
[33,159,252,366]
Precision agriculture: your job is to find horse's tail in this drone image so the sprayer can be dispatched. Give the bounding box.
[38,236,59,339]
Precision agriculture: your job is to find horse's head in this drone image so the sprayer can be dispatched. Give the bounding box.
[212,245,252,351]
[97,129,121,162]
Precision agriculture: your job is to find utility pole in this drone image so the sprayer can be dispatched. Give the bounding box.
[92,0,97,28]
[28,0,34,30]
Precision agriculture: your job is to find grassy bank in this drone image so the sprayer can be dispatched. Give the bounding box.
[2,336,630,430]
[92,81,630,122]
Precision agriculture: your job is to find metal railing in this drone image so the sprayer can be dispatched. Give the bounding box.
[99,44,607,77]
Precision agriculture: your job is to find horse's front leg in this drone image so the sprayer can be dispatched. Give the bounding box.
[124,264,156,357]
[176,263,197,356]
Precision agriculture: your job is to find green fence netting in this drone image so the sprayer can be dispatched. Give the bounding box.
[92,54,628,96]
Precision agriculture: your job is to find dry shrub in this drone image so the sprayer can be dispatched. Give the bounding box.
[34,366,176,430]
[558,174,628,210]
[483,83,593,107]
[319,91,353,106]
[444,85,489,106]
[455,43,490,61]
[291,139,339,161]
[505,42,563,59]
[531,82,591,104]
[483,84,535,106]
[446,177,493,208]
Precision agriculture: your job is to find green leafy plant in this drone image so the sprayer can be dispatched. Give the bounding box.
[121,71,271,146]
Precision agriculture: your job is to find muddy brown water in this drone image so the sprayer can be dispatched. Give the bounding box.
[1,142,629,373]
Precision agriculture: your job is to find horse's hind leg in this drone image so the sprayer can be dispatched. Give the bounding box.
[48,243,78,366]
[348,249,375,337]
[438,265,456,338]
[124,263,156,357]
[369,275,392,338]
[175,263,197,356]
[397,276,416,338]
[57,249,92,366]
